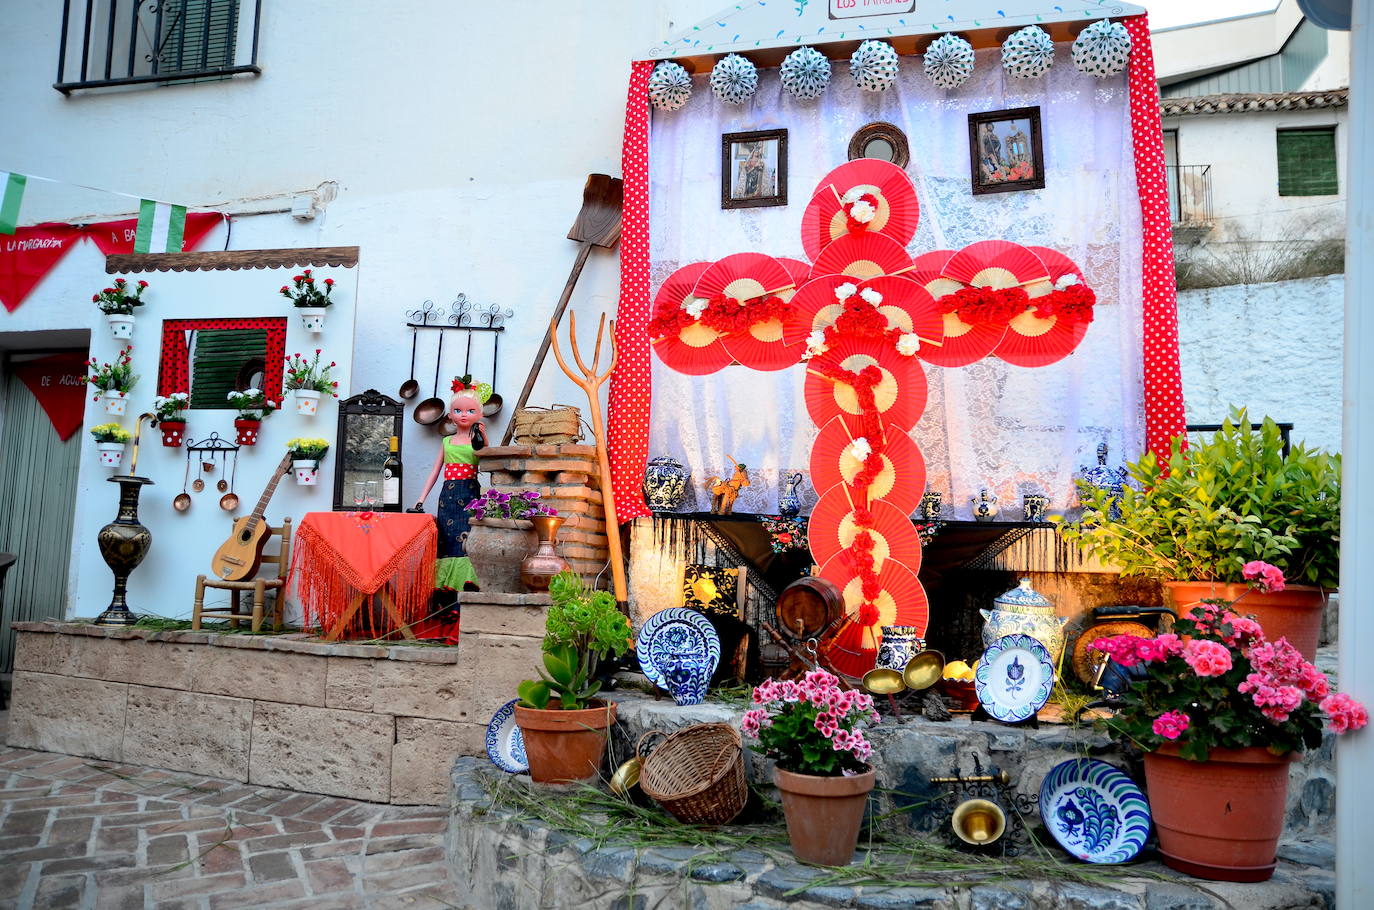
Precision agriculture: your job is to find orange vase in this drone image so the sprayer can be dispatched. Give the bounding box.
[513,700,616,784]
[1162,581,1327,661]
[774,766,876,866]
[1143,744,1293,882]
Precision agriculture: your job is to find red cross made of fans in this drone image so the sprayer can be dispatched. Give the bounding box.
[647,159,1097,678]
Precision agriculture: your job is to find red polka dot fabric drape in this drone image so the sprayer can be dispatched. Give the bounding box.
[1125,15,1187,461]
[607,60,654,523]
[158,317,289,400]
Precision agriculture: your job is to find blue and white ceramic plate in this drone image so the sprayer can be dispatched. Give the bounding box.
[974,634,1055,723]
[1039,758,1151,864]
[485,699,527,774]
[636,608,720,706]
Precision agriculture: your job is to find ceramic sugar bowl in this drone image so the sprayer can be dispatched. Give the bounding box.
[980,578,1068,667]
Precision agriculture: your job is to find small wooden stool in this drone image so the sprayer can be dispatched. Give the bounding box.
[192,518,292,633]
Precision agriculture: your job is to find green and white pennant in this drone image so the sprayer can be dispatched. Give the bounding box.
[0,172,27,235]
[134,199,187,253]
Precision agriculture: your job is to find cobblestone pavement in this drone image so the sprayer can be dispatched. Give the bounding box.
[0,732,456,909]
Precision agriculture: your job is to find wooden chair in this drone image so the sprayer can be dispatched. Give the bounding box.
[192,518,292,633]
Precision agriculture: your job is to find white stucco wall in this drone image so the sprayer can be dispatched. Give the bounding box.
[1177,274,1344,453]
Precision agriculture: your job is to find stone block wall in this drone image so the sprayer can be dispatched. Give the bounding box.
[4,592,548,806]
[479,444,609,584]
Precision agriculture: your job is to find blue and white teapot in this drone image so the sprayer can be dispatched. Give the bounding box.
[980,578,1068,667]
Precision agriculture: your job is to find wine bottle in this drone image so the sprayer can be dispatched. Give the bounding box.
[382,435,402,509]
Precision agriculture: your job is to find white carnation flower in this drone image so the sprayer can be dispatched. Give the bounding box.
[859,287,883,305]
[834,283,858,301]
[896,333,921,356]
[849,437,872,461]
[1054,273,1081,290]
[683,297,707,319]
[849,200,877,224]
[840,187,866,205]
[805,330,830,357]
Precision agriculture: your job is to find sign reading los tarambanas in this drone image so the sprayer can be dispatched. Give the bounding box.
[828,0,917,19]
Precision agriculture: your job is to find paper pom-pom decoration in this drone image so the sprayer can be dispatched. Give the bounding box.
[1002,25,1055,79]
[648,61,693,112]
[710,53,759,105]
[1072,19,1132,78]
[850,40,900,93]
[781,46,831,100]
[923,34,974,90]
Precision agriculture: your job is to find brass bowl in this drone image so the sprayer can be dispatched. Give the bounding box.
[861,667,906,695]
[951,798,1007,845]
[609,757,642,796]
[902,649,946,691]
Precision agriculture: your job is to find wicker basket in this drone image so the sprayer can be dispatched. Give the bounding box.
[510,405,583,445]
[637,723,748,825]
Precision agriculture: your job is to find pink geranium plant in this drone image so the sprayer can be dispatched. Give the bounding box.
[741,669,880,776]
[1093,562,1366,761]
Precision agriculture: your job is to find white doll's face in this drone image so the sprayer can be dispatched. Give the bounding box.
[450,395,480,428]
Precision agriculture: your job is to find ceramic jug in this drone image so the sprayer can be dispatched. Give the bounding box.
[643,456,690,512]
[876,625,925,671]
[779,472,804,518]
[919,489,943,520]
[980,578,1068,667]
[971,488,999,522]
[1022,493,1049,522]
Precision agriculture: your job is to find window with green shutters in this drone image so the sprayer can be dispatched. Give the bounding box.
[157,0,241,74]
[1277,128,1339,196]
[189,328,267,409]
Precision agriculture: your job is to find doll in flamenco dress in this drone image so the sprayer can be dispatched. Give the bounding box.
[415,378,489,592]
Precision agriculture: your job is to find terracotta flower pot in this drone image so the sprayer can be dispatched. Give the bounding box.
[513,700,617,784]
[465,519,532,594]
[774,765,876,866]
[1143,743,1293,882]
[1162,581,1326,661]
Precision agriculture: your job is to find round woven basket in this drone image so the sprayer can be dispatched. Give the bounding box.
[637,723,748,826]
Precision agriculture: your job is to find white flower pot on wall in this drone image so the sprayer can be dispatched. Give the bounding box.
[293,459,319,486]
[107,314,135,340]
[102,391,128,416]
[97,442,125,468]
[295,389,321,416]
[298,307,327,333]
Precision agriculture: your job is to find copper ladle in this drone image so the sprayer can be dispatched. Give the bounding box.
[173,453,192,512]
[219,450,239,511]
[191,459,205,493]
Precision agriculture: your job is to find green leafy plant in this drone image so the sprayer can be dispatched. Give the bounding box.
[284,349,340,395]
[1058,409,1339,588]
[83,347,138,395]
[152,392,190,421]
[89,423,130,444]
[517,571,631,711]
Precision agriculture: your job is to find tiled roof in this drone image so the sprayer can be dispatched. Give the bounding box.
[1161,90,1349,116]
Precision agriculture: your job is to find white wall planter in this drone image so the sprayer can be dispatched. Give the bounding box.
[292,459,319,485]
[294,389,321,416]
[102,391,128,416]
[298,307,327,333]
[97,442,125,468]
[106,314,135,339]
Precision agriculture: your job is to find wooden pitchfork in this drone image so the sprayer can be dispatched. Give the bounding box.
[549,309,628,607]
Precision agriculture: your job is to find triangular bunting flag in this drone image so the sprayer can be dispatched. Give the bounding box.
[134,199,188,253]
[0,172,27,235]
[12,353,88,442]
[0,223,84,312]
[88,211,222,255]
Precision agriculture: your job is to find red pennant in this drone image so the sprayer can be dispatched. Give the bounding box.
[0,224,84,313]
[12,353,89,442]
[86,212,224,255]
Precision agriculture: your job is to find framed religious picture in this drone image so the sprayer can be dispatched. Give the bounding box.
[722,129,788,209]
[967,107,1045,195]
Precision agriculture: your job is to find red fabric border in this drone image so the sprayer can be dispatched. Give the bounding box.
[1125,15,1187,461]
[157,316,289,402]
[607,60,654,523]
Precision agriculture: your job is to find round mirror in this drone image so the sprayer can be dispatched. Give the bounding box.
[863,138,895,161]
[848,122,910,169]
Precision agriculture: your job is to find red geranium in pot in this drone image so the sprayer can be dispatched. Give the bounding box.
[1092,567,1366,882]
[742,669,881,866]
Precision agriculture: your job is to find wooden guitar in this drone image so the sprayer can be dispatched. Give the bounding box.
[210,453,293,581]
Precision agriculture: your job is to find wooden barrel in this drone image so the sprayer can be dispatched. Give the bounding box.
[776,576,844,640]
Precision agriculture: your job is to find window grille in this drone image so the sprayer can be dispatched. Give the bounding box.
[1276,128,1339,197]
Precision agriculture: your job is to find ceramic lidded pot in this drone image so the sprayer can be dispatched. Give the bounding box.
[875,625,925,671]
[643,456,690,511]
[980,578,1067,666]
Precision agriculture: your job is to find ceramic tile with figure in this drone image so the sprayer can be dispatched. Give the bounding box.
[967,106,1045,195]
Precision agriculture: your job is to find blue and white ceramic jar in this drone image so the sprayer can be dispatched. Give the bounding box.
[778,472,804,518]
[980,578,1067,666]
[1079,442,1129,520]
[876,625,925,671]
[643,456,690,512]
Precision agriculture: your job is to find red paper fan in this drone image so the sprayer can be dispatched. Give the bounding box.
[801,159,920,260]
[693,252,794,302]
[723,320,804,371]
[858,275,945,345]
[918,314,1008,368]
[777,257,812,292]
[808,490,924,574]
[942,240,1049,289]
[781,274,853,347]
[817,616,881,679]
[809,233,912,282]
[650,261,713,321]
[649,262,734,375]
[804,337,927,431]
[994,245,1092,368]
[816,554,928,677]
[809,415,924,514]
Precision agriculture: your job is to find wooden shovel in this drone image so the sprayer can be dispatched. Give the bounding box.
[549,310,629,608]
[502,174,624,445]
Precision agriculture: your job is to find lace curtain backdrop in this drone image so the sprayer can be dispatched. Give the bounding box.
[647,47,1146,520]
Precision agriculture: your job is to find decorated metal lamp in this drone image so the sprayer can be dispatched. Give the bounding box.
[95,412,154,625]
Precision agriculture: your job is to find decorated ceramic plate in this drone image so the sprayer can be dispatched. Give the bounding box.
[485,699,527,774]
[1039,758,1151,864]
[637,607,721,702]
[974,634,1055,723]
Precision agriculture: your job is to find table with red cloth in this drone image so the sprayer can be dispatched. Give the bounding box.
[289,511,437,641]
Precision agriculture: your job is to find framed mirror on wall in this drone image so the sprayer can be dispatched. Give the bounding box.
[848,122,910,169]
[334,389,405,512]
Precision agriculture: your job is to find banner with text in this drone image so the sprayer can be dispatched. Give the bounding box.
[12,352,89,441]
[0,224,84,313]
